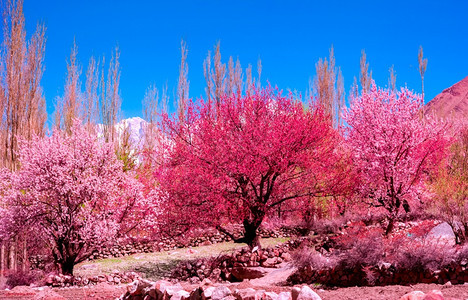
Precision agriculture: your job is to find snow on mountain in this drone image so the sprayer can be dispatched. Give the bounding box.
[97,117,148,149]
[115,117,148,149]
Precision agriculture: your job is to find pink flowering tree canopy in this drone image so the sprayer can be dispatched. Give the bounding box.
[155,88,343,248]
[0,121,154,275]
[344,85,449,235]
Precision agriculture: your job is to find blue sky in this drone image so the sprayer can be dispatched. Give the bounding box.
[19,0,468,120]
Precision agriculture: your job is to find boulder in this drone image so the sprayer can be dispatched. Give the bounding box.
[190,287,203,300]
[202,286,216,300]
[165,283,185,297]
[296,286,321,300]
[278,292,292,300]
[211,286,232,300]
[234,288,257,300]
[231,267,268,280]
[291,287,301,300]
[427,222,456,246]
[172,290,191,300]
[128,279,153,296]
[261,258,278,268]
[263,292,279,300]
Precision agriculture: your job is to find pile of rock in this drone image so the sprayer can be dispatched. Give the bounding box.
[45,271,141,287]
[119,279,322,300]
[86,226,299,261]
[288,259,468,287]
[171,243,293,282]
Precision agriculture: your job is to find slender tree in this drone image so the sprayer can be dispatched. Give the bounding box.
[359,49,372,93]
[0,0,46,273]
[83,56,100,132]
[418,46,428,102]
[0,0,46,170]
[313,46,344,128]
[142,84,160,153]
[99,47,121,144]
[388,65,397,92]
[176,40,189,122]
[55,41,82,133]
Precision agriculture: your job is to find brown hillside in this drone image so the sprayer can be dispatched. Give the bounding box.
[425,76,468,120]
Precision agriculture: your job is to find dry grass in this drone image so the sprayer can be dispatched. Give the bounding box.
[74,237,289,280]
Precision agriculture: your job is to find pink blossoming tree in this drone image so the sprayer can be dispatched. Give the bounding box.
[0,121,156,275]
[344,84,449,235]
[155,88,346,248]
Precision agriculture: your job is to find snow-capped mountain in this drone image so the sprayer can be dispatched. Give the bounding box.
[97,117,148,149]
[115,117,148,148]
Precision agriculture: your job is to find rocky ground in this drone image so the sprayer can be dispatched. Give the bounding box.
[2,262,468,300]
[1,280,468,300]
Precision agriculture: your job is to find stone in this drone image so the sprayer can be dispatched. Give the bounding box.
[165,283,184,297]
[212,286,232,300]
[261,258,278,268]
[291,287,301,300]
[278,292,292,300]
[128,279,153,296]
[154,280,172,291]
[231,267,268,280]
[234,288,257,300]
[264,292,279,300]
[296,286,321,300]
[281,252,292,261]
[190,287,203,300]
[172,290,191,300]
[202,286,216,300]
[400,291,426,300]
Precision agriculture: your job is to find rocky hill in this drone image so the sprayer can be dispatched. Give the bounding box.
[425,76,468,120]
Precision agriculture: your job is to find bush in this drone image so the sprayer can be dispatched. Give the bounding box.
[393,240,455,272]
[5,270,43,288]
[291,246,337,270]
[290,219,465,286]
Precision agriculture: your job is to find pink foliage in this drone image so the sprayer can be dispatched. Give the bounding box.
[0,121,157,274]
[344,84,449,234]
[154,88,345,247]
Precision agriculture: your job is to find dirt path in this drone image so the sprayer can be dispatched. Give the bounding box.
[249,262,296,286]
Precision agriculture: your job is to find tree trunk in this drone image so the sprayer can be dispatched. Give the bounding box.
[22,238,28,272]
[9,239,16,271]
[60,259,75,276]
[385,217,395,236]
[242,220,261,249]
[1,243,4,277]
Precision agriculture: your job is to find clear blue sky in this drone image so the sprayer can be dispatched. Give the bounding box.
[18,0,468,120]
